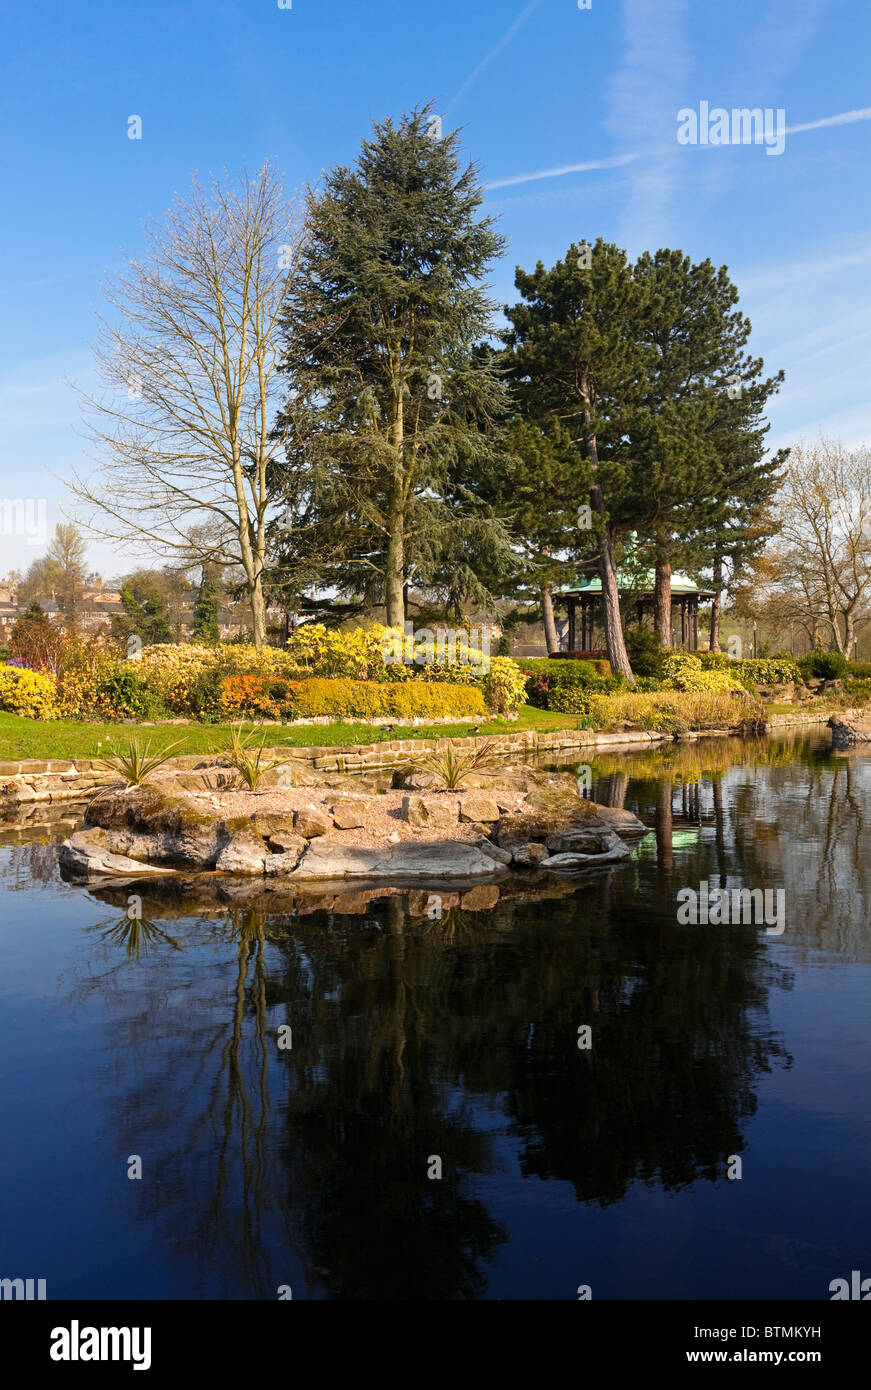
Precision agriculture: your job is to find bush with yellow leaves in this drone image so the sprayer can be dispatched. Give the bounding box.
[0,665,58,719]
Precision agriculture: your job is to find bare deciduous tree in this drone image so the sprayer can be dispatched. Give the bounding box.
[69,162,307,647]
[748,439,871,656]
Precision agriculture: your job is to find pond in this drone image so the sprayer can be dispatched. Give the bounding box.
[1,731,869,1300]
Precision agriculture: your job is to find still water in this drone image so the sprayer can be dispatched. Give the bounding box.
[1,732,869,1300]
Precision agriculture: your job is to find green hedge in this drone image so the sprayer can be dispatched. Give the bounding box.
[222,675,489,722]
[517,658,621,710]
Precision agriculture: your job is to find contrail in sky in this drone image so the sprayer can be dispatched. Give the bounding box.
[484,105,871,192]
[445,0,542,117]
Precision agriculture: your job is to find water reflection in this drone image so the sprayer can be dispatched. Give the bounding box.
[1,732,869,1298]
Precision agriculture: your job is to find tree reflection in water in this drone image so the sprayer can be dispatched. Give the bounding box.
[29,734,863,1297]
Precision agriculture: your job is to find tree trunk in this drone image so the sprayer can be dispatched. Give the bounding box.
[653,547,672,647]
[250,575,267,648]
[385,391,406,629]
[385,495,405,628]
[710,555,723,653]
[541,585,559,654]
[581,384,633,680]
[595,517,633,679]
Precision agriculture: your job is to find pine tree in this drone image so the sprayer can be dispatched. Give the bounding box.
[275,105,510,627]
[503,240,652,678]
[192,565,221,644]
[630,250,784,645]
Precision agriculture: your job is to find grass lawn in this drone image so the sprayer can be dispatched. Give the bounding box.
[0,706,574,761]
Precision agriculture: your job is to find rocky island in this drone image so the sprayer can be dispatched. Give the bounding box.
[59,762,647,887]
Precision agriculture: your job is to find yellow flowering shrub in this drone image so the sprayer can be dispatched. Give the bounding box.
[135,630,525,716]
[0,666,58,719]
[481,656,528,713]
[660,651,745,693]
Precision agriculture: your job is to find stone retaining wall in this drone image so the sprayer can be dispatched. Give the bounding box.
[0,711,844,812]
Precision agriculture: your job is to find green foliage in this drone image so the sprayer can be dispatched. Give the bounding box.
[113,573,174,646]
[220,674,489,722]
[624,626,666,678]
[518,658,622,709]
[660,650,745,692]
[798,651,848,681]
[735,657,801,685]
[480,656,528,713]
[275,103,511,619]
[416,741,499,791]
[549,685,593,715]
[9,602,63,673]
[187,667,226,721]
[94,666,165,720]
[222,724,290,792]
[0,665,57,718]
[98,736,186,786]
[192,566,221,645]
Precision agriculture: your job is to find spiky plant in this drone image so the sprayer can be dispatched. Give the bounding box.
[416,739,500,791]
[222,723,290,793]
[98,736,186,787]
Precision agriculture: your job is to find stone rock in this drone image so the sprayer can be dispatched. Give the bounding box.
[84,783,224,867]
[460,884,500,911]
[214,833,269,875]
[829,715,871,747]
[264,849,304,876]
[294,804,334,838]
[172,769,236,792]
[539,838,632,872]
[392,769,436,791]
[257,764,299,790]
[292,837,505,882]
[251,813,305,854]
[511,842,549,868]
[59,827,179,878]
[459,794,500,823]
[476,837,512,865]
[330,799,372,830]
[401,795,459,829]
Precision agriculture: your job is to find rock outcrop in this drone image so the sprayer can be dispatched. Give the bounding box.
[59,774,648,884]
[828,715,871,747]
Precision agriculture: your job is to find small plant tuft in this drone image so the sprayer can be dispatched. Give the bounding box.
[416,739,500,791]
[98,736,186,787]
[222,723,290,793]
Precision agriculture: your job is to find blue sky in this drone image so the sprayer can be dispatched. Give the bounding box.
[1,0,869,576]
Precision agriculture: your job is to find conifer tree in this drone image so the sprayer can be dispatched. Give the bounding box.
[503,240,651,678]
[192,565,221,645]
[631,250,784,645]
[275,105,510,627]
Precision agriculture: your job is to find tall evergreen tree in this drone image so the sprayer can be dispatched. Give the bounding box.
[192,565,221,644]
[503,240,652,678]
[630,250,784,645]
[275,105,510,627]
